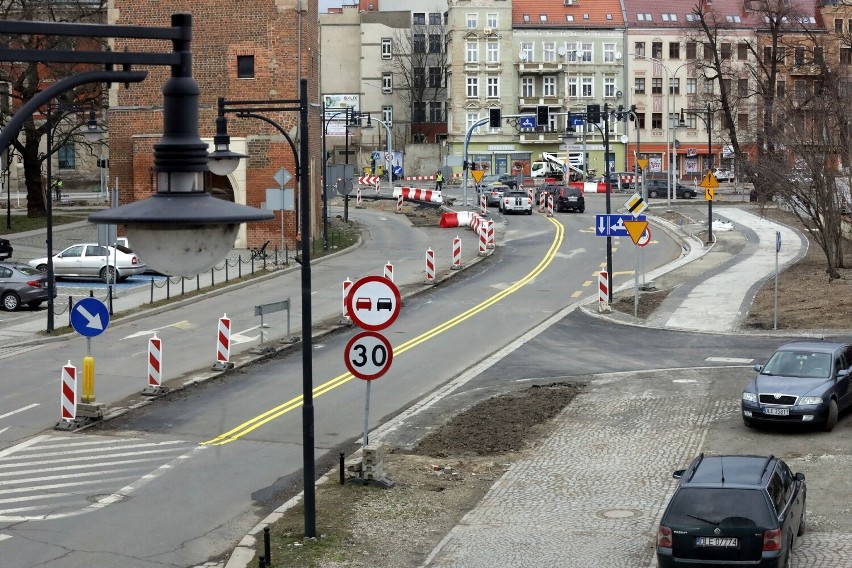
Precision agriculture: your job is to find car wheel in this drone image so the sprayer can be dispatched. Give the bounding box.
[743,416,754,428]
[2,292,21,312]
[797,500,806,536]
[27,300,43,308]
[36,263,48,272]
[824,399,838,432]
[578,206,585,213]
[100,265,118,284]
[526,209,532,215]
[649,189,659,198]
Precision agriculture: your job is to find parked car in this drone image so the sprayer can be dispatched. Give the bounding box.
[646,179,697,199]
[713,168,735,182]
[29,243,147,283]
[477,183,508,207]
[0,262,54,311]
[657,454,806,568]
[0,237,12,261]
[741,341,852,431]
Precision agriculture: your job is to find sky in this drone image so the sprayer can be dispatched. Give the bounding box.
[319,1,344,12]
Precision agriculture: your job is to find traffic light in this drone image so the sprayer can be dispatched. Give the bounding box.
[489,108,502,128]
[586,104,601,123]
[537,105,549,126]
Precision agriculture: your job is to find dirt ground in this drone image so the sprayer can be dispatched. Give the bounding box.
[254,200,850,567]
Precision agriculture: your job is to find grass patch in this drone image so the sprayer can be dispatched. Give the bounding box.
[5,213,90,233]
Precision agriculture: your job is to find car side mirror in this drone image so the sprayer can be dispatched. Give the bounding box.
[838,369,849,378]
[753,364,763,372]
[673,469,685,479]
[795,472,805,482]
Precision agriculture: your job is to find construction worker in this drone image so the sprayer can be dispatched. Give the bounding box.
[435,170,444,191]
[53,178,63,202]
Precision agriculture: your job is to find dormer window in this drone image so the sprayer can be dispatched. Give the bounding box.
[566,15,574,22]
[523,14,530,22]
[540,14,547,22]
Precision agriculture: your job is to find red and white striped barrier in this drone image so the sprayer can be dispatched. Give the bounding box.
[148,335,162,388]
[403,173,463,181]
[383,261,394,282]
[214,314,232,369]
[469,212,484,236]
[342,278,352,317]
[571,181,609,193]
[396,194,403,213]
[392,186,443,204]
[375,179,381,194]
[480,193,487,215]
[539,190,546,210]
[527,186,534,202]
[486,219,495,249]
[598,270,610,312]
[356,186,363,207]
[358,175,380,186]
[478,224,487,256]
[60,361,77,421]
[547,194,554,217]
[439,210,473,228]
[451,236,461,270]
[425,248,435,283]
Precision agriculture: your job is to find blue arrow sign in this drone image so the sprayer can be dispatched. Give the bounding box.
[393,165,403,176]
[70,297,110,338]
[519,116,537,129]
[595,214,647,237]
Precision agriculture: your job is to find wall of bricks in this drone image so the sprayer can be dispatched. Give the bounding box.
[109,1,321,250]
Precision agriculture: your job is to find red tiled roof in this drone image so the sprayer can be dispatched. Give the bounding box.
[621,0,821,29]
[512,0,625,27]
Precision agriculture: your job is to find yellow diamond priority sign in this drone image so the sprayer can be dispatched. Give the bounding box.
[624,192,648,217]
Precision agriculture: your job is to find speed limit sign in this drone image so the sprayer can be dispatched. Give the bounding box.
[344,331,393,381]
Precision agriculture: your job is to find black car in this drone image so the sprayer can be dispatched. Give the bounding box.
[553,186,585,213]
[646,179,696,199]
[657,454,806,568]
[0,238,12,261]
[742,341,852,431]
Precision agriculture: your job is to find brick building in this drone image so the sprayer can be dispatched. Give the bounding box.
[108,0,321,251]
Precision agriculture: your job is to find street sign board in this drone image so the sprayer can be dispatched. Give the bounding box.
[700,170,719,188]
[344,331,393,381]
[636,227,652,247]
[519,115,536,129]
[776,230,781,253]
[636,159,649,173]
[624,193,647,217]
[595,214,647,237]
[273,166,293,188]
[70,297,110,338]
[393,165,403,177]
[705,187,715,201]
[345,275,402,331]
[471,169,485,184]
[624,220,650,245]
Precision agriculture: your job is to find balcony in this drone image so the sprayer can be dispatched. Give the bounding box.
[519,129,563,144]
[518,61,564,74]
[518,97,564,108]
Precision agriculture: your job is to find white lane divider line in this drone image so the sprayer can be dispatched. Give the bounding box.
[0,403,39,421]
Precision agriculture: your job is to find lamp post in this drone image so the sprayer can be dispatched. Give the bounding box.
[462,117,490,207]
[365,114,393,187]
[682,102,714,243]
[321,107,364,225]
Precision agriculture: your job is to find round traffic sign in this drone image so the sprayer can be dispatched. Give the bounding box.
[637,227,651,247]
[70,297,110,338]
[345,275,401,331]
[344,331,393,381]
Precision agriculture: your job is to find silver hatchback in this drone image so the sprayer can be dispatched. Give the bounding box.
[0,262,53,311]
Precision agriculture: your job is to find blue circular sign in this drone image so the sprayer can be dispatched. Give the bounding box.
[70,297,110,338]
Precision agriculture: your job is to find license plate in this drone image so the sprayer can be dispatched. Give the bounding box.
[568,197,578,201]
[696,537,738,547]
[764,407,790,416]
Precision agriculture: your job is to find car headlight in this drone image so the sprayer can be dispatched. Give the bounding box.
[742,392,758,403]
[798,396,823,406]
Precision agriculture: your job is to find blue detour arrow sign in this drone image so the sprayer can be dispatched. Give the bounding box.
[70,297,110,338]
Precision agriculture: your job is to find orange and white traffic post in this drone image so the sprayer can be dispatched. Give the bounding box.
[598,270,610,312]
[60,361,77,422]
[143,334,168,395]
[212,314,234,371]
[383,261,394,282]
[451,236,462,270]
[425,248,435,283]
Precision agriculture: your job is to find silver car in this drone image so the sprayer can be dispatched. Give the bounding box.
[0,262,53,311]
[29,243,147,283]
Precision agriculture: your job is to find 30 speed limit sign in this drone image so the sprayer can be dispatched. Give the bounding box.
[344,331,393,381]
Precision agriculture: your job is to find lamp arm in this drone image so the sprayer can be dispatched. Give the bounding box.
[236,112,300,180]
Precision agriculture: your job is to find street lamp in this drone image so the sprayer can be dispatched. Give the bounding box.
[363,114,393,186]
[681,103,715,242]
[322,107,365,226]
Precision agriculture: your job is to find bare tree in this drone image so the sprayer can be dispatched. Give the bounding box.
[384,16,448,144]
[0,0,107,217]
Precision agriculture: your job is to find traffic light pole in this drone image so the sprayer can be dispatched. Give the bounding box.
[462,117,490,207]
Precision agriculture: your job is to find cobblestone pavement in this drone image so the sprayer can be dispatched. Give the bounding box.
[424,367,852,567]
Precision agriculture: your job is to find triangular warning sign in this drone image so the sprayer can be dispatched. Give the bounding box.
[623,220,649,245]
[471,170,485,184]
[700,170,719,188]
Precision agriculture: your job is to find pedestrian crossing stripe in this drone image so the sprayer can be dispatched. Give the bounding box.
[624,193,647,217]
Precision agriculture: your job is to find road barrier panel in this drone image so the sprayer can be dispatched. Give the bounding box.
[142,334,170,396]
[212,314,234,371]
[451,236,462,270]
[425,248,435,283]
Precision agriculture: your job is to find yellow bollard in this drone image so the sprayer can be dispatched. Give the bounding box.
[82,356,95,403]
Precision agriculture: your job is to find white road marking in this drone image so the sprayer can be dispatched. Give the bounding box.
[0,404,39,421]
[0,534,12,542]
[705,356,754,364]
[120,321,191,340]
[231,325,260,344]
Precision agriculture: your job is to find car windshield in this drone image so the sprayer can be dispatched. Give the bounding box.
[481,175,500,184]
[665,488,773,527]
[762,350,832,378]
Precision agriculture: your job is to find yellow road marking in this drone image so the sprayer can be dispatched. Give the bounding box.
[582,280,592,287]
[571,291,582,298]
[202,217,566,445]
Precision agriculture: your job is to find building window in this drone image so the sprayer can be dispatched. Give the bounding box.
[429,67,442,88]
[652,77,663,94]
[467,112,481,133]
[414,34,426,53]
[703,78,714,94]
[722,78,732,97]
[738,113,748,130]
[580,43,592,62]
[568,77,578,98]
[466,42,479,63]
[687,77,697,94]
[566,42,578,62]
[381,38,392,59]
[636,113,646,129]
[841,48,852,65]
[522,77,534,97]
[704,43,714,59]
[604,43,615,63]
[521,42,534,62]
[540,14,547,22]
[837,19,844,34]
[382,105,393,126]
[634,42,645,57]
[814,46,823,65]
[738,78,748,96]
[429,101,444,122]
[413,12,426,25]
[581,76,593,97]
[487,41,499,63]
[763,46,772,64]
[669,78,680,95]
[543,42,555,62]
[795,46,804,65]
[429,12,441,25]
[543,75,556,97]
[652,42,663,59]
[634,77,646,94]
[382,72,393,93]
[413,67,425,89]
[777,80,786,98]
[237,55,254,79]
[721,43,732,60]
[58,141,75,169]
[738,43,748,60]
[669,42,680,59]
[429,34,441,53]
[604,77,616,98]
[652,112,662,129]
[466,76,479,98]
[487,76,500,98]
[413,102,426,122]
[684,115,697,129]
[486,12,497,28]
[686,42,697,59]
[466,13,477,29]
